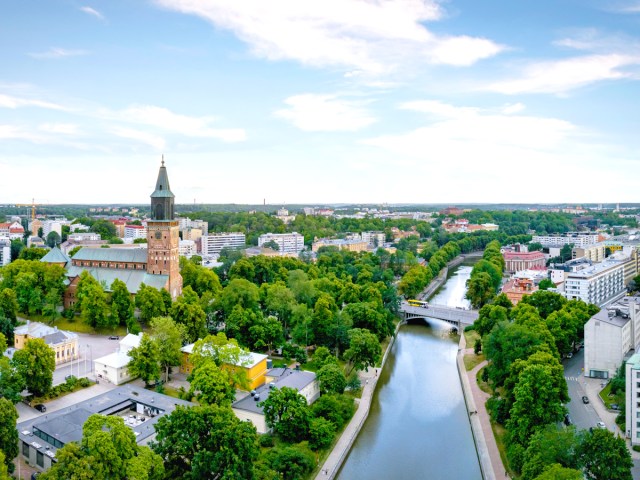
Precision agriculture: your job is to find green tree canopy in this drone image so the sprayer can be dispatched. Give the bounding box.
[127,334,160,386]
[0,398,18,473]
[12,337,55,397]
[578,428,633,480]
[344,328,381,375]
[260,386,311,443]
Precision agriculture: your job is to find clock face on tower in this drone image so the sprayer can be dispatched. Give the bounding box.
[155,231,162,240]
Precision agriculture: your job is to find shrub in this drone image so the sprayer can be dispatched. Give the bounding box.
[259,434,275,448]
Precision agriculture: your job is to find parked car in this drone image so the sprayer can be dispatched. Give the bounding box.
[109,335,119,340]
[564,414,572,426]
[582,396,589,404]
[34,404,46,412]
[610,403,620,411]
[597,421,606,429]
[31,473,40,480]
[566,352,573,359]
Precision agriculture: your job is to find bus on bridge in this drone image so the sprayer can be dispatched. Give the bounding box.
[407,299,429,308]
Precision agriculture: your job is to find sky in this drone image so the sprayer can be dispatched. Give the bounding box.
[1,0,640,205]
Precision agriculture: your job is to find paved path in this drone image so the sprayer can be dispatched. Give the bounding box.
[314,367,379,480]
[458,332,506,480]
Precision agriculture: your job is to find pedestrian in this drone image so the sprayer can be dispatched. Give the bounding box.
[366,379,369,385]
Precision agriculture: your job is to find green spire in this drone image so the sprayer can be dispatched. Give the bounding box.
[151,156,174,199]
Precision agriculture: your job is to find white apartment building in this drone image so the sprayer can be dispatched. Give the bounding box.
[179,239,196,258]
[573,244,606,263]
[124,224,147,239]
[178,218,208,233]
[361,231,386,248]
[42,220,63,237]
[0,237,11,266]
[68,232,101,242]
[532,233,600,248]
[584,303,640,379]
[201,232,246,256]
[625,352,640,444]
[564,258,625,306]
[258,232,305,254]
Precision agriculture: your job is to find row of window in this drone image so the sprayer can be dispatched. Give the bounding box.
[56,347,75,360]
[22,441,48,467]
[33,428,64,449]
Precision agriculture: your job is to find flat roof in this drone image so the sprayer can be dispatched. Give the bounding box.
[94,351,132,369]
[17,385,194,457]
[590,308,629,329]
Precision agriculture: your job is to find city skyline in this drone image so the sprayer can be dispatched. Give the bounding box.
[1,1,640,204]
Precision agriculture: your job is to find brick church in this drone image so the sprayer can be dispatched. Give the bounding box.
[44,161,183,309]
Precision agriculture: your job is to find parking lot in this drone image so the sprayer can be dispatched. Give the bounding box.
[52,333,123,385]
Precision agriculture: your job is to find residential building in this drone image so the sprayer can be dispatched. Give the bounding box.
[503,251,546,273]
[93,333,142,385]
[27,236,45,248]
[68,232,101,242]
[625,353,640,444]
[501,277,538,305]
[361,231,386,249]
[17,385,193,474]
[258,232,305,255]
[178,218,208,233]
[564,258,625,306]
[179,239,196,258]
[42,220,63,238]
[8,221,24,240]
[29,219,43,237]
[182,227,202,242]
[0,237,10,266]
[439,207,465,216]
[275,208,296,225]
[573,244,606,263]
[585,297,640,379]
[110,219,127,238]
[124,224,147,240]
[232,368,319,433]
[532,233,600,248]
[14,321,78,365]
[311,238,368,253]
[180,344,268,390]
[200,232,246,256]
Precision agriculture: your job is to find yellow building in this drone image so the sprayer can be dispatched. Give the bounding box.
[14,321,79,365]
[180,344,268,390]
[311,238,369,253]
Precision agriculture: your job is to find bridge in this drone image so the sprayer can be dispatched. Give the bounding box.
[400,303,479,330]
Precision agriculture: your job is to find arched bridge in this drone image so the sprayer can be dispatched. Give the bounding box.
[400,302,479,330]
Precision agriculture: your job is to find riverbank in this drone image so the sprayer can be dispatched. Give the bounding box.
[457,334,506,480]
[314,322,398,480]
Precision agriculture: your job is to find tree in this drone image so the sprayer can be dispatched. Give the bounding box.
[521,425,580,480]
[135,284,166,323]
[0,398,18,473]
[68,245,82,258]
[308,417,336,450]
[0,451,9,480]
[538,278,555,290]
[264,444,315,480]
[248,315,284,354]
[170,297,207,343]
[90,219,117,239]
[188,359,235,406]
[263,240,280,251]
[0,356,26,404]
[152,404,259,480]
[0,289,17,324]
[344,328,381,375]
[466,272,495,309]
[10,239,24,261]
[260,386,311,443]
[150,316,185,383]
[317,362,347,394]
[18,247,48,260]
[311,394,355,429]
[46,230,61,248]
[110,279,134,329]
[578,428,633,480]
[528,242,543,252]
[12,338,55,397]
[81,282,111,329]
[215,279,260,316]
[534,464,582,480]
[41,414,164,480]
[127,334,160,386]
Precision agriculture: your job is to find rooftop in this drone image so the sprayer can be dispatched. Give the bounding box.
[14,322,77,344]
[65,266,168,293]
[73,247,148,264]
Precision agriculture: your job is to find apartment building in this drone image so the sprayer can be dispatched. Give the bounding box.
[625,352,640,444]
[361,231,386,248]
[201,232,246,256]
[573,244,606,263]
[564,258,625,306]
[258,232,305,254]
[0,237,10,266]
[532,232,600,248]
[124,224,147,240]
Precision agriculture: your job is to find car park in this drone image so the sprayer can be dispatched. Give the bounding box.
[34,404,46,412]
[582,396,589,404]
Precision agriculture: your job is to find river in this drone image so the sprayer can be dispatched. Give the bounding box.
[336,263,481,480]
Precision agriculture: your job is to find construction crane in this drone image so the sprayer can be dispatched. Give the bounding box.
[15,198,42,221]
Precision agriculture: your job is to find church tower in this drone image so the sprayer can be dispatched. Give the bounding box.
[147,159,182,299]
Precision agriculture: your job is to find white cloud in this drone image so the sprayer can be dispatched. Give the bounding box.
[487,54,638,94]
[501,103,526,114]
[39,123,80,135]
[400,100,479,118]
[153,0,504,73]
[80,6,105,20]
[275,94,376,131]
[117,104,246,142]
[111,127,166,150]
[0,93,67,110]
[29,48,89,59]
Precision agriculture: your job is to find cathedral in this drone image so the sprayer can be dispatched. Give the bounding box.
[44,161,183,309]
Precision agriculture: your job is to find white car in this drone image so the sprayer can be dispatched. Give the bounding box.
[597,421,606,429]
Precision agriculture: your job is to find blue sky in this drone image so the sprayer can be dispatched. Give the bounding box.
[1,0,639,205]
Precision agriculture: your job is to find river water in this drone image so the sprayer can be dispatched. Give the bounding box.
[336,263,481,480]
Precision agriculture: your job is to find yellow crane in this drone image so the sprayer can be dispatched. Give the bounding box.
[15,198,41,221]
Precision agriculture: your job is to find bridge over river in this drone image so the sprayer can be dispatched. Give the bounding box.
[400,302,479,330]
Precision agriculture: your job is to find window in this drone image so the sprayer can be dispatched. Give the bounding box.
[36,451,44,467]
[22,441,29,457]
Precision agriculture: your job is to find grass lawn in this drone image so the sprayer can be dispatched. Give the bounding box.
[490,419,512,477]
[20,313,129,336]
[464,353,486,372]
[464,329,480,348]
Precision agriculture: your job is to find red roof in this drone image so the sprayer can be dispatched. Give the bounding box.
[0,223,10,229]
[125,225,145,229]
